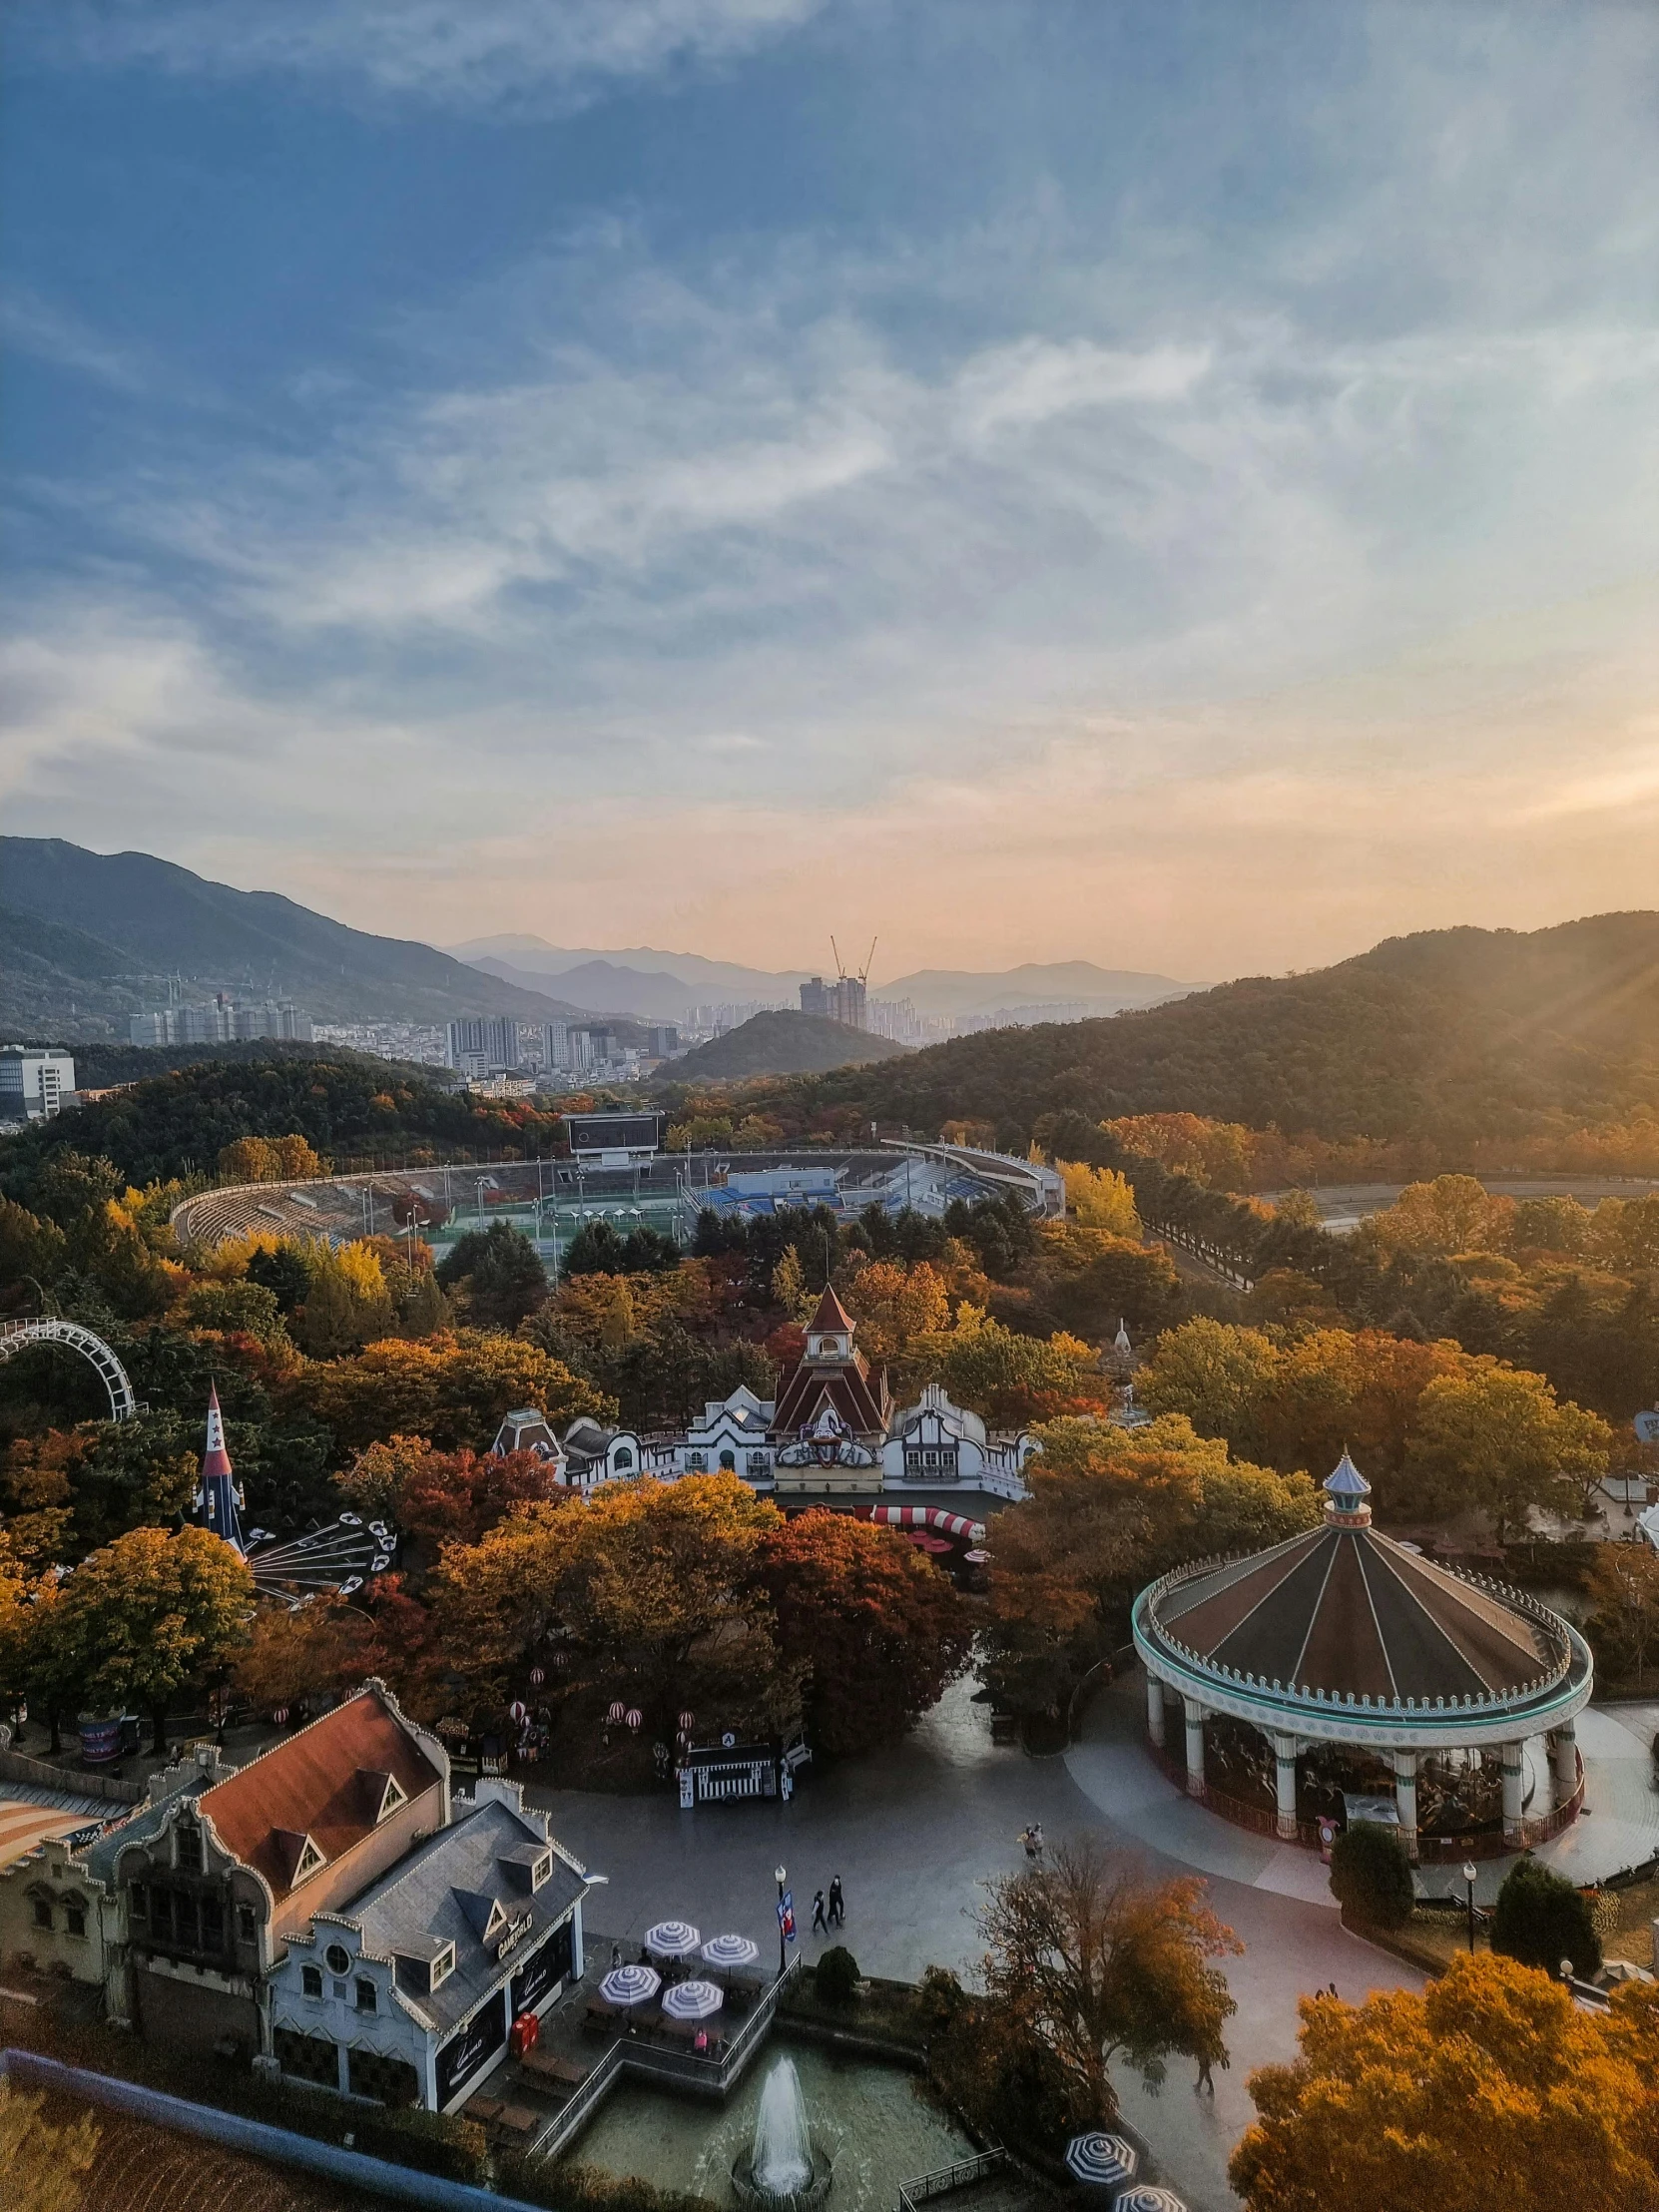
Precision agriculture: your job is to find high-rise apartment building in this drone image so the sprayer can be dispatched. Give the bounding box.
[129,999,310,1046]
[0,1048,75,1122]
[799,977,831,1017]
[445,1016,520,1071]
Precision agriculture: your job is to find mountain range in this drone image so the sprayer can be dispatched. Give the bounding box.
[786,911,1659,1146]
[672,1010,912,1079]
[0,839,616,1037]
[449,934,1192,1023]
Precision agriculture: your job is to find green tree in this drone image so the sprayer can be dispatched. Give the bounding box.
[246,1241,314,1315]
[1491,1855,1601,1978]
[435,1222,548,1328]
[815,1945,860,2003]
[0,1197,67,1294]
[180,1278,293,1353]
[1404,1359,1611,1531]
[55,1524,255,1751]
[1328,1821,1413,1930]
[1136,1318,1282,1460]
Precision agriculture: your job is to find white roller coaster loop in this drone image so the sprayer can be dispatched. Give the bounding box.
[0,1317,143,1421]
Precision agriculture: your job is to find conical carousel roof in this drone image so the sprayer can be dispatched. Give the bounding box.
[1148,1458,1552,1706]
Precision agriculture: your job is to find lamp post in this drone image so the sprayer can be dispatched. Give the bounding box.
[1560,1955,1576,1999]
[1463,1860,1478,1953]
[776,1863,788,1982]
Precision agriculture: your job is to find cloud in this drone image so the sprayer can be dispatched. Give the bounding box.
[46,0,824,109]
[0,289,146,391]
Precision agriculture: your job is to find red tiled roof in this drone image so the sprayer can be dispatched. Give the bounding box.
[774,1358,889,1439]
[199,1689,440,1902]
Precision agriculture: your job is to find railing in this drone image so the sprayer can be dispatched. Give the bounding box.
[897,2148,1007,2212]
[530,1955,805,2161]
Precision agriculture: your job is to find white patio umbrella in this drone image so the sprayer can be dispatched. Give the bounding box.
[643,1919,702,1958]
[661,1977,725,2020]
[598,1962,661,2006]
[1065,2133,1139,2189]
[1111,2189,1188,2212]
[701,1934,761,1971]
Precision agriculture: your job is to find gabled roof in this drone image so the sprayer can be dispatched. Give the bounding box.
[200,1686,441,1903]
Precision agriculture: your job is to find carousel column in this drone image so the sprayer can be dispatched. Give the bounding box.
[1392,1749,1419,1860]
[1273,1734,1300,1841]
[1146,1670,1166,1750]
[1501,1744,1526,1847]
[1183,1698,1208,1801]
[1551,1723,1579,1809]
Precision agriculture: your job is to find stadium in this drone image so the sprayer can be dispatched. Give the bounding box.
[170,1118,1066,1265]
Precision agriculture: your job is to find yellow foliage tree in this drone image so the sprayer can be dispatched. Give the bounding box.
[218,1134,324,1184]
[841,1260,951,1371]
[1361,1173,1516,1259]
[1057,1161,1141,1238]
[1231,1952,1659,2212]
[0,2084,100,2212]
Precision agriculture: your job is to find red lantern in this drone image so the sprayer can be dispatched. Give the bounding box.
[625,1707,643,1732]
[272,1706,289,1725]
[529,1667,546,1689]
[608,1700,627,1724]
[510,1700,529,1725]
[678,1710,695,1732]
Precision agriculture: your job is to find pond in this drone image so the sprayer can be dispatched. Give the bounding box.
[564,2043,975,2212]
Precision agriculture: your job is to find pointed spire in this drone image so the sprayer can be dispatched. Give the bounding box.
[1114,1318,1133,1355]
[1324,1447,1372,1526]
[202,1382,234,1480]
[809,1283,854,1336]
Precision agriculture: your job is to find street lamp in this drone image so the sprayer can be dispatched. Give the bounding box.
[1462,1860,1478,1953]
[775,1863,789,1982]
[1560,1955,1576,1996]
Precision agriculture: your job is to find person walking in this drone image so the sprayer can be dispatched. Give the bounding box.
[1196,2053,1215,2093]
[828,1876,844,1927]
[811,1890,829,1936]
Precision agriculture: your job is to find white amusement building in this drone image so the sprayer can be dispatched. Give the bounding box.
[1133,1452,1593,1861]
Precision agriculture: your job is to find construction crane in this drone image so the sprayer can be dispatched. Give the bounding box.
[830,935,877,988]
[829,937,877,1032]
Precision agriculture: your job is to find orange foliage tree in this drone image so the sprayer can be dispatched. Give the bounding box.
[1231,1952,1659,2212]
[293,1330,611,1451]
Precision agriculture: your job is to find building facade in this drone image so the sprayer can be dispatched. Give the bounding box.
[267,1780,587,2112]
[0,1047,75,1122]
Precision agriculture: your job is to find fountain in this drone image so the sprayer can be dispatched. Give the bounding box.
[731,2057,834,2210]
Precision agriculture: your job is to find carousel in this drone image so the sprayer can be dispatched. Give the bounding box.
[1131,1452,1593,1861]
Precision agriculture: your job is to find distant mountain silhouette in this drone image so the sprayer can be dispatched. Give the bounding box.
[0,838,605,1037]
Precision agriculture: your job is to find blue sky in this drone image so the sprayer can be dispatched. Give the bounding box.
[3,1,1657,982]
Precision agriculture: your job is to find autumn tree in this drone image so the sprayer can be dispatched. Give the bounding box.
[0,1196,67,1294]
[297,1240,395,1357]
[976,1837,1239,2121]
[1361,1174,1516,1260]
[1230,1953,1659,2212]
[1137,1318,1283,1461]
[395,1444,565,1553]
[430,1474,801,1739]
[232,1598,377,1715]
[757,1509,973,1753]
[981,1415,1318,1715]
[840,1259,950,1376]
[294,1330,610,1451]
[1403,1359,1610,1531]
[910,1307,1111,1425]
[1586,1542,1659,1688]
[1056,1161,1142,1238]
[55,1525,255,1750]
[0,2082,100,2212]
[218,1134,323,1183]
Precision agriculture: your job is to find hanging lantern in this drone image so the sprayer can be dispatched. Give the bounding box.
[509,1700,529,1725]
[272,1706,289,1725]
[625,1707,643,1733]
[678,1710,695,1733]
[529,1667,546,1688]
[608,1700,627,1724]
[552,1649,569,1670]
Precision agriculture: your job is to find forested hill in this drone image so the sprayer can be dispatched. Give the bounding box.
[0,838,607,1035]
[0,1055,567,1191]
[673,1010,911,1078]
[794,912,1659,1145]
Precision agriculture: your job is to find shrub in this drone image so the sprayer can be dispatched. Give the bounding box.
[1329,1821,1414,1930]
[815,1944,860,2003]
[1491,1855,1602,1978]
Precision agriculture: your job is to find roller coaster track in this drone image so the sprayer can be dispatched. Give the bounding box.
[0,1317,143,1421]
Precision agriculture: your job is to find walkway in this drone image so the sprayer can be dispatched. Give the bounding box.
[526,1677,1421,2212]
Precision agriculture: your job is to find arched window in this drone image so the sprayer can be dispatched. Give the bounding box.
[29,1892,53,1933]
[687,1452,706,1472]
[719,1449,737,1471]
[614,1447,635,1471]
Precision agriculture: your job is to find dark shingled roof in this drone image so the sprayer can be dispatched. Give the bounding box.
[1151,1524,1551,1705]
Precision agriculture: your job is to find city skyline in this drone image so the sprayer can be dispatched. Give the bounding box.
[4,3,1658,978]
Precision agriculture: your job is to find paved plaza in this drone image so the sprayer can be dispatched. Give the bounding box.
[525,1676,1426,2212]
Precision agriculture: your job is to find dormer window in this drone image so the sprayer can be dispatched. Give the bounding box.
[358,1769,408,1825]
[430,1942,454,1987]
[532,1852,551,1892]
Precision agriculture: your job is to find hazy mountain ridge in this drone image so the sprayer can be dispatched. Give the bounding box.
[0,838,601,1036]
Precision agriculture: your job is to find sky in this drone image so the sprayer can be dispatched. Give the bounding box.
[2,0,1657,987]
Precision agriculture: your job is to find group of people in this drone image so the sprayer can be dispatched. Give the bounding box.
[809,1876,847,1935]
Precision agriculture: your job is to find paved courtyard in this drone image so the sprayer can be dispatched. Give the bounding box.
[525,1675,1423,2212]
